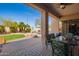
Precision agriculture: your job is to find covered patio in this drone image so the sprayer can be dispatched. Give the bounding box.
[27,3,79,56]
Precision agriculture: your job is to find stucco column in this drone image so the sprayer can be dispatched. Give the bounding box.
[41,10,48,46]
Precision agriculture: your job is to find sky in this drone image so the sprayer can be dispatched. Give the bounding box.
[0,3,52,28]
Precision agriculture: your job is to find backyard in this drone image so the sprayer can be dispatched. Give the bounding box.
[0,34,25,42]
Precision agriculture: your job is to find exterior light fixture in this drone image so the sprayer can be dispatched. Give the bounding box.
[60,4,65,9]
[59,3,65,9]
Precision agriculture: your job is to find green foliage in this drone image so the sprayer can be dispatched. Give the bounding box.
[0,25,4,33]
[0,18,31,33]
[25,24,31,32]
[18,22,25,32]
[10,27,16,33]
[3,20,18,33]
[11,22,18,32]
[3,20,13,27]
[18,22,31,33]
[25,27,31,32]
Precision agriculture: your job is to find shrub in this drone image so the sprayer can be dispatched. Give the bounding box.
[0,25,4,34]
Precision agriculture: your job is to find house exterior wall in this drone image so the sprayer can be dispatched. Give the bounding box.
[51,18,60,34]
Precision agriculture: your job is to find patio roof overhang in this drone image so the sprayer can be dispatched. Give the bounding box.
[27,3,79,21]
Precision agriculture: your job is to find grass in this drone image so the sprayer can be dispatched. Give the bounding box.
[0,34,25,42]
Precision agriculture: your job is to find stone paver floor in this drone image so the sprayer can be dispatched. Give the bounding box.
[0,38,52,56]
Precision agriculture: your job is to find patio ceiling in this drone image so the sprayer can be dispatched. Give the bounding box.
[45,4,79,16]
[27,3,79,20]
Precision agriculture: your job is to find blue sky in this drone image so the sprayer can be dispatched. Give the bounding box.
[0,3,52,28]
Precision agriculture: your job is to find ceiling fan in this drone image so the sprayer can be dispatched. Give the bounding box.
[58,3,73,9]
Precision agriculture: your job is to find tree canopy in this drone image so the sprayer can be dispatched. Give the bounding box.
[0,18,31,33]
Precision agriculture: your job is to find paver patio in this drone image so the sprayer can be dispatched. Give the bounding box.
[0,37,52,56]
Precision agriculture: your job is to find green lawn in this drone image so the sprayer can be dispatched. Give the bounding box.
[0,34,25,42]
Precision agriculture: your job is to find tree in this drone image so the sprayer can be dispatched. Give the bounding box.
[25,24,31,32]
[2,19,31,33]
[1,18,17,33]
[10,22,18,32]
[0,25,4,34]
[3,20,13,33]
[18,22,27,32]
[3,19,18,33]
[18,22,31,33]
[3,20,13,27]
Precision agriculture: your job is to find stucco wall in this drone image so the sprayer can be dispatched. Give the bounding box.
[51,18,60,34]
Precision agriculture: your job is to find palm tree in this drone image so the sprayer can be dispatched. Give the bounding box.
[25,24,31,32]
[10,22,18,32]
[18,22,31,33]
[18,22,26,32]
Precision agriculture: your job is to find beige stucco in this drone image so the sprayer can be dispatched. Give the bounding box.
[51,17,60,33]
